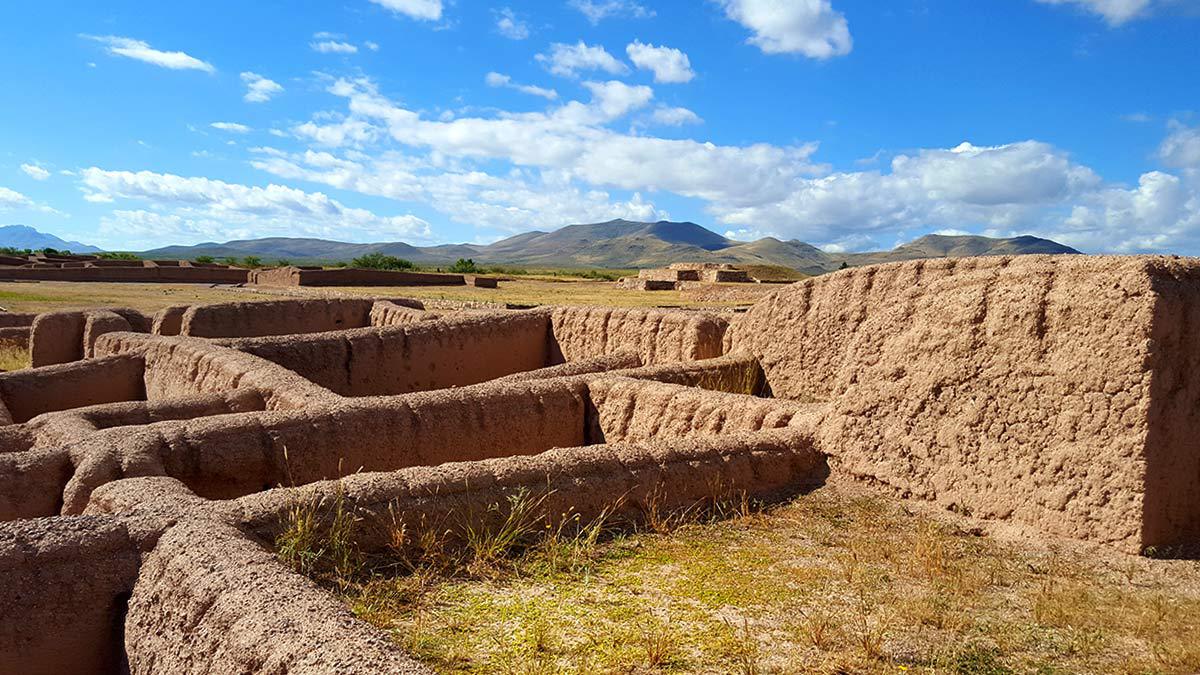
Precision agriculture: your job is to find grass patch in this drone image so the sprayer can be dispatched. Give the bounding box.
[280,484,1200,674]
[0,343,28,371]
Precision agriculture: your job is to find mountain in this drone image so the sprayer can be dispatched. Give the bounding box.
[0,225,101,253]
[140,219,1081,273]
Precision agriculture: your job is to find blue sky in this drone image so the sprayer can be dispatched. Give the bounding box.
[1,0,1198,253]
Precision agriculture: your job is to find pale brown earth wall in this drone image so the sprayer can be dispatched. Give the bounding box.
[0,313,37,328]
[30,311,85,366]
[0,327,29,351]
[94,332,337,410]
[237,428,823,556]
[123,518,430,674]
[222,311,551,396]
[369,299,437,327]
[727,255,1191,551]
[180,298,376,338]
[59,378,590,509]
[0,515,141,675]
[0,266,248,284]
[548,306,728,365]
[0,355,145,423]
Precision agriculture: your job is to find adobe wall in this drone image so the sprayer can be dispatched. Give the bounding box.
[235,427,823,556]
[0,515,141,675]
[0,266,248,284]
[0,327,29,352]
[123,517,429,674]
[548,306,728,365]
[93,333,338,410]
[223,311,551,396]
[727,255,1200,551]
[0,313,37,328]
[30,311,85,366]
[251,266,466,287]
[58,378,590,507]
[180,298,376,338]
[0,355,145,423]
[369,299,436,327]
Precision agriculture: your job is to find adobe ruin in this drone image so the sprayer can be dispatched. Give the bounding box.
[0,254,1197,673]
[619,262,753,290]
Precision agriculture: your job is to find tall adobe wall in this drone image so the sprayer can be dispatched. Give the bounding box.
[728,255,1200,552]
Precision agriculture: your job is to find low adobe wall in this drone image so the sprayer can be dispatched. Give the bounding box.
[179,299,377,338]
[251,266,466,287]
[29,309,154,367]
[548,306,728,365]
[0,313,37,329]
[0,515,142,675]
[223,311,551,397]
[0,355,145,424]
[728,255,1200,552]
[369,299,435,327]
[0,266,248,284]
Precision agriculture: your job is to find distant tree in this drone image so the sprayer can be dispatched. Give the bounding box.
[221,257,240,266]
[97,251,141,260]
[351,252,415,270]
[242,256,263,268]
[838,261,849,270]
[194,255,215,264]
[449,258,478,274]
[40,247,61,256]
[275,259,291,268]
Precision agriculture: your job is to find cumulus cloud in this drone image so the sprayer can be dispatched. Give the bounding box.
[20,164,50,181]
[536,41,629,77]
[485,72,558,100]
[241,72,283,103]
[82,35,215,72]
[1036,0,1154,24]
[494,7,530,39]
[651,106,702,126]
[311,40,358,54]
[626,41,695,83]
[80,168,433,245]
[369,0,442,21]
[211,122,251,133]
[719,0,852,58]
[0,187,33,209]
[1159,122,1200,169]
[568,0,654,23]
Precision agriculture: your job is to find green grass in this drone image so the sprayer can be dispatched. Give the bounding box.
[280,483,1200,674]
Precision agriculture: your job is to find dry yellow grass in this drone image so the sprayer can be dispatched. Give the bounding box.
[0,343,29,371]
[0,278,776,314]
[285,482,1200,674]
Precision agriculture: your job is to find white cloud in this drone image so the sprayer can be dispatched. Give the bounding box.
[485,72,558,100]
[569,0,654,23]
[0,187,33,209]
[369,0,442,20]
[1036,0,1154,24]
[495,7,530,39]
[82,35,215,72]
[211,122,252,133]
[1159,122,1200,169]
[581,80,654,119]
[719,0,852,58]
[241,72,283,103]
[651,106,702,126]
[536,41,629,78]
[80,168,433,245]
[293,116,381,147]
[312,40,358,54]
[626,41,695,83]
[20,164,51,181]
[365,41,381,51]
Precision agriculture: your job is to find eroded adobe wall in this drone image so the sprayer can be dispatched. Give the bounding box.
[180,298,376,338]
[0,355,145,423]
[30,311,85,366]
[62,378,590,506]
[369,299,436,327]
[0,515,141,675]
[0,266,248,284]
[124,518,430,675]
[587,377,816,444]
[548,306,728,365]
[94,333,337,410]
[237,427,822,556]
[0,313,37,328]
[223,311,551,396]
[728,255,1199,551]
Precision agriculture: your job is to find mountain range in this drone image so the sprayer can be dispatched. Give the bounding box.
[0,225,102,253]
[0,220,1080,274]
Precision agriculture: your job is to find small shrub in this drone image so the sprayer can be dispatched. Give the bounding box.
[97,251,141,260]
[449,258,478,274]
[242,256,263,268]
[352,252,414,270]
[193,255,215,264]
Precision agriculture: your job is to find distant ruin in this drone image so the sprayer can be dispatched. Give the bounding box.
[0,254,1197,673]
[619,262,753,290]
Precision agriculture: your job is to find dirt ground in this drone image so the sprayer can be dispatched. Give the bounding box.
[0,279,778,314]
